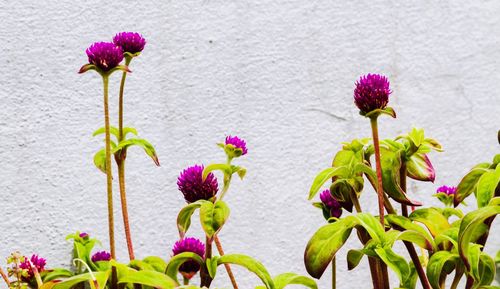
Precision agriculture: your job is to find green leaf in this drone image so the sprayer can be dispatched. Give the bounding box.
[270,272,318,289]
[386,215,436,251]
[217,254,275,289]
[202,163,232,181]
[454,168,489,207]
[410,208,450,237]
[93,149,107,174]
[308,167,349,200]
[427,251,459,289]
[458,205,500,270]
[476,170,500,208]
[206,257,218,279]
[406,153,435,182]
[118,268,177,289]
[477,253,496,286]
[41,268,73,282]
[142,256,168,273]
[199,200,230,238]
[375,247,410,285]
[176,200,208,237]
[93,126,120,139]
[113,138,160,166]
[304,216,357,278]
[347,249,364,270]
[380,148,422,206]
[165,252,204,284]
[53,271,109,289]
[354,163,377,181]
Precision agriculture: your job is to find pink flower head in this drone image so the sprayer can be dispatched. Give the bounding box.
[85,42,124,71]
[320,189,342,218]
[172,237,205,279]
[225,135,248,155]
[91,251,111,262]
[354,74,391,114]
[19,254,46,278]
[436,185,457,196]
[113,32,146,54]
[177,165,218,203]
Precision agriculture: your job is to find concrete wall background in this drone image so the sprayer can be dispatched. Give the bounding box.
[1,1,499,288]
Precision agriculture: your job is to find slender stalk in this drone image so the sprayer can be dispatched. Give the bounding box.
[102,75,116,259]
[331,257,336,289]
[0,267,9,287]
[200,236,213,287]
[117,56,135,261]
[400,164,431,289]
[214,235,239,289]
[369,117,385,225]
[118,160,135,260]
[183,276,189,285]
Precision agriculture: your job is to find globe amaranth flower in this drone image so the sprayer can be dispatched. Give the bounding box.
[79,232,89,239]
[354,74,391,114]
[177,165,218,203]
[19,254,46,278]
[436,185,457,196]
[91,251,111,262]
[84,42,124,72]
[225,135,248,156]
[172,237,205,279]
[113,32,146,54]
[434,185,457,207]
[320,189,342,218]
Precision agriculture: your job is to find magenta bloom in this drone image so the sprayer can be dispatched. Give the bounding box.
[85,42,124,71]
[177,165,218,203]
[320,190,342,218]
[225,135,248,155]
[172,237,205,279]
[436,185,457,196]
[79,232,89,239]
[354,74,391,114]
[19,254,46,277]
[113,32,146,54]
[91,251,111,262]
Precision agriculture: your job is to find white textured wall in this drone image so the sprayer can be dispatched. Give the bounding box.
[1,1,499,288]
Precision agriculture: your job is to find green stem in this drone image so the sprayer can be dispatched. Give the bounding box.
[369,117,385,225]
[102,75,116,259]
[183,276,189,285]
[331,257,336,289]
[219,155,233,200]
[450,266,464,289]
[116,57,135,261]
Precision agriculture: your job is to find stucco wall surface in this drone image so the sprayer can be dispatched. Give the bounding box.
[1,1,499,288]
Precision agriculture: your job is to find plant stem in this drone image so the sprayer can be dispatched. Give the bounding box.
[200,236,213,287]
[102,75,116,259]
[331,257,336,289]
[400,164,431,289]
[450,266,464,289]
[369,117,385,225]
[0,267,9,287]
[116,57,135,261]
[183,276,189,285]
[214,235,239,289]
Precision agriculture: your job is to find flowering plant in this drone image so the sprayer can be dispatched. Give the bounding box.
[0,32,316,289]
[304,74,500,289]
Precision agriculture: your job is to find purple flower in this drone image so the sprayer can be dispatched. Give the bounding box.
[354,74,391,114]
[79,232,89,239]
[85,42,124,72]
[177,165,218,203]
[320,189,342,218]
[436,185,457,196]
[113,32,146,54]
[172,237,205,279]
[91,251,111,262]
[19,254,46,278]
[225,135,248,156]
